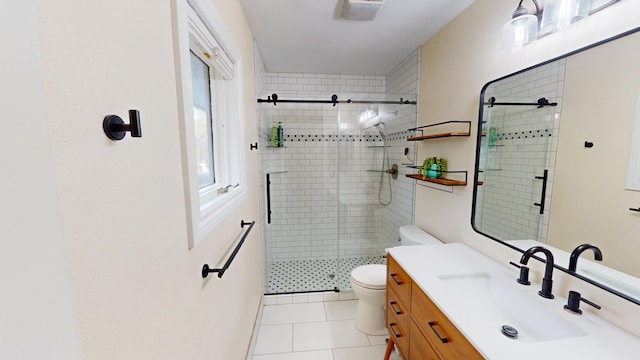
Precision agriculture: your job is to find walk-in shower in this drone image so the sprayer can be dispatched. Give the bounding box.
[257,94,418,294]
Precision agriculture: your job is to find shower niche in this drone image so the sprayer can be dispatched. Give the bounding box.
[257,94,418,294]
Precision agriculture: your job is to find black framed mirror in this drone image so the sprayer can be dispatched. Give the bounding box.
[472,26,640,305]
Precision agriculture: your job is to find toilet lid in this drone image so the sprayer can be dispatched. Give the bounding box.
[351,264,386,289]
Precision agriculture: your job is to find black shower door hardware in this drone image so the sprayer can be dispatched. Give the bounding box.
[266,173,272,224]
[201,220,255,279]
[484,96,558,108]
[630,207,640,212]
[250,142,258,150]
[534,169,549,215]
[264,171,287,225]
[257,93,417,106]
[103,109,142,140]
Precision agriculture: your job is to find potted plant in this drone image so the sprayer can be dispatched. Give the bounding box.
[418,156,447,179]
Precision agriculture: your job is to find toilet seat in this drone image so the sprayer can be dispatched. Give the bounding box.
[350,264,386,290]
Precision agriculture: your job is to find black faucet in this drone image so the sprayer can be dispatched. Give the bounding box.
[520,246,555,299]
[568,244,603,272]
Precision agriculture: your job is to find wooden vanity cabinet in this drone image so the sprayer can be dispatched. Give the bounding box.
[385,255,484,360]
[386,255,412,359]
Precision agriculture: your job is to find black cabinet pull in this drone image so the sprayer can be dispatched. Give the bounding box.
[389,301,403,315]
[390,273,403,285]
[428,321,450,343]
[389,323,402,338]
[630,207,640,213]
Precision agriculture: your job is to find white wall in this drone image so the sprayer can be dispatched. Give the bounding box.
[0,1,82,357]
[16,0,264,358]
[417,0,640,335]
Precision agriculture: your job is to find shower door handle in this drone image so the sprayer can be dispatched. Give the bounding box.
[533,169,548,215]
[266,174,272,224]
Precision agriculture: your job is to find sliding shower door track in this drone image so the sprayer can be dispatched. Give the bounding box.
[264,287,340,296]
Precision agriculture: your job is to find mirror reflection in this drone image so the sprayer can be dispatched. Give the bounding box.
[474,28,640,302]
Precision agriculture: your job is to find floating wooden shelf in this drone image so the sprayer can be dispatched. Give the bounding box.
[406,174,467,186]
[407,132,470,141]
[407,120,471,141]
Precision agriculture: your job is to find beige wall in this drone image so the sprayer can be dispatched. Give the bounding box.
[1,1,82,357]
[417,0,640,335]
[547,32,640,277]
[32,0,262,358]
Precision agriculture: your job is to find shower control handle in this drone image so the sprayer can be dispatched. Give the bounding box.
[386,164,399,179]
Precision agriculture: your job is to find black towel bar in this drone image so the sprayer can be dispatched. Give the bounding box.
[202,220,255,279]
[630,207,640,213]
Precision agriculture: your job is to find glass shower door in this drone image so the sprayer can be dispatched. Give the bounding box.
[336,98,418,290]
[477,100,558,243]
[259,101,340,294]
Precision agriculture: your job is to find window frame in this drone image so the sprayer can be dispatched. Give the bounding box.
[173,0,247,248]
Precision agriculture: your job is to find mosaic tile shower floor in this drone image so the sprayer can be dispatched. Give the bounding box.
[265,256,386,294]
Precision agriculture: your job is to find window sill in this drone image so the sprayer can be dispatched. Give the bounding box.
[191,186,247,248]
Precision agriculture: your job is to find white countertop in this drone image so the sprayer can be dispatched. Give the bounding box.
[388,243,640,360]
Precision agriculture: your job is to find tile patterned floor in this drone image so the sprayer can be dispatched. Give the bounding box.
[265,256,386,293]
[249,298,402,360]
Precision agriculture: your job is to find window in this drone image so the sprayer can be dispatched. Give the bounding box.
[173,0,247,247]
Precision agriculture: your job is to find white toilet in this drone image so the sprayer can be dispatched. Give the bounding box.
[350,225,442,335]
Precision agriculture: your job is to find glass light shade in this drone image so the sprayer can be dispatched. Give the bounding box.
[540,0,591,36]
[501,14,539,53]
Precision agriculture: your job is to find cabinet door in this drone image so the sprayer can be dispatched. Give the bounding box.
[388,255,412,306]
[387,286,410,332]
[387,314,409,360]
[410,320,440,360]
[411,283,484,360]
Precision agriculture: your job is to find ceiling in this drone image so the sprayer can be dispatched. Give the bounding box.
[239,0,475,76]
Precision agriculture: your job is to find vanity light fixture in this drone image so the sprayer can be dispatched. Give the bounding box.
[540,0,591,36]
[502,0,619,53]
[501,0,541,53]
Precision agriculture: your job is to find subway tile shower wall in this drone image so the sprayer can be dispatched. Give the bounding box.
[380,47,421,248]
[477,59,565,244]
[259,49,420,263]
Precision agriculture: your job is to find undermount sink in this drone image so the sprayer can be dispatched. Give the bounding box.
[437,272,587,343]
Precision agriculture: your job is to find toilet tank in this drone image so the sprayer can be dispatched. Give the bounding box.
[399,225,442,246]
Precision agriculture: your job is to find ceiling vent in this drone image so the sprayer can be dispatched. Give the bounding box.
[342,0,384,21]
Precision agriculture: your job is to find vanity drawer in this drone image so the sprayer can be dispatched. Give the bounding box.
[411,283,484,360]
[387,308,409,360]
[387,285,410,333]
[387,255,411,307]
[409,320,440,360]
